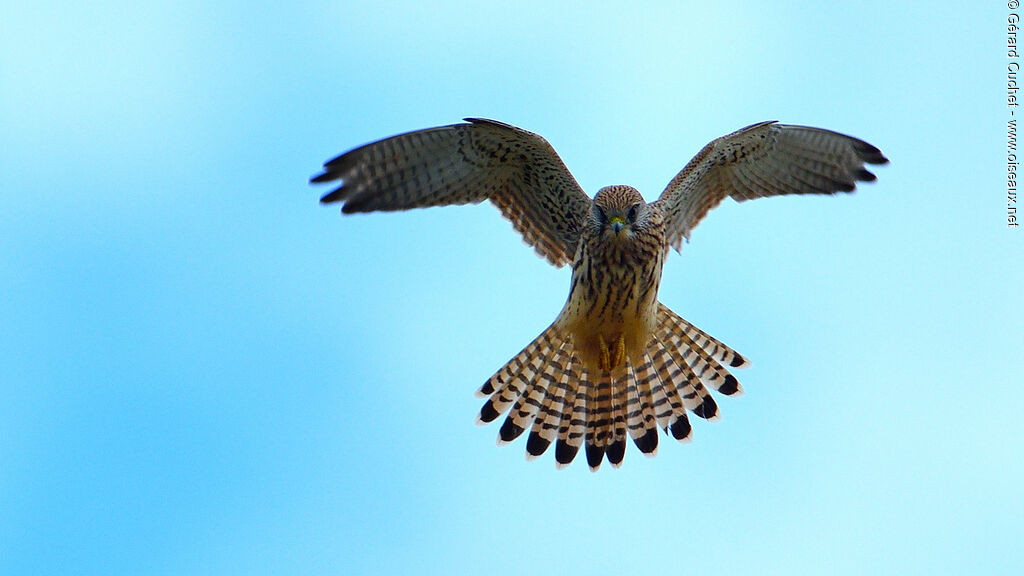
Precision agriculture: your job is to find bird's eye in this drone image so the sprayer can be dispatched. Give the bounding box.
[627,204,639,222]
[594,205,606,222]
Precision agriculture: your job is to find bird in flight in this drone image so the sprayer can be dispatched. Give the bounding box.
[311,118,887,470]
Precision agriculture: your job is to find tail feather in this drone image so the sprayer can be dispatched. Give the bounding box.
[476,325,556,424]
[656,316,720,421]
[584,440,606,470]
[640,353,674,431]
[584,370,613,470]
[606,439,627,466]
[659,306,744,397]
[592,372,612,445]
[649,343,694,441]
[556,370,587,468]
[584,370,629,471]
[474,325,551,399]
[628,359,660,455]
[676,360,719,421]
[607,369,630,467]
[624,363,644,440]
[477,302,750,470]
[525,343,574,459]
[497,339,566,445]
[661,302,750,369]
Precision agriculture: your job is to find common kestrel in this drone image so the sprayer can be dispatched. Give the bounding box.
[311,118,887,470]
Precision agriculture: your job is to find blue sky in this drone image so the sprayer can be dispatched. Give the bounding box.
[1,2,1019,575]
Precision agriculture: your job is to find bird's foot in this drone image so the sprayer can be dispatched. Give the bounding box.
[598,334,627,372]
[599,336,611,372]
[613,333,625,370]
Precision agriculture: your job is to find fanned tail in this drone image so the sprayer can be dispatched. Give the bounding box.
[476,303,750,470]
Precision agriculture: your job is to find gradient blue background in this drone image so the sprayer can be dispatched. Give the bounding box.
[2,2,1020,575]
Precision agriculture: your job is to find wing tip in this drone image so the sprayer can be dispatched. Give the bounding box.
[463,117,514,130]
[309,171,335,184]
[319,187,349,205]
[310,152,360,186]
[853,140,890,166]
[855,168,878,183]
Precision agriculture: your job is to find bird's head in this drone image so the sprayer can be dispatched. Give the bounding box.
[590,185,649,241]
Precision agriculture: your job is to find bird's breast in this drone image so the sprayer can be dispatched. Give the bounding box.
[556,240,666,371]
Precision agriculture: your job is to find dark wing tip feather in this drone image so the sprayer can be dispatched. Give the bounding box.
[854,168,878,182]
[319,186,350,204]
[835,180,856,193]
[310,171,336,184]
[311,151,361,184]
[852,139,889,165]
[340,195,373,213]
[313,151,362,204]
[322,150,361,172]
[463,117,514,129]
[846,137,887,188]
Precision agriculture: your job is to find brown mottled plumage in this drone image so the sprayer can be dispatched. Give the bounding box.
[312,118,888,470]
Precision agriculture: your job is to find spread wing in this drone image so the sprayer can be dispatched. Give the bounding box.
[655,121,889,251]
[311,118,593,267]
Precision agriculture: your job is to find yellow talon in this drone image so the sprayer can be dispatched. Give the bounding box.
[612,333,626,370]
[599,335,612,372]
[598,333,627,372]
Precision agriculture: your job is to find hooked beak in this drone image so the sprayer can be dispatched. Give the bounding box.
[609,216,626,234]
